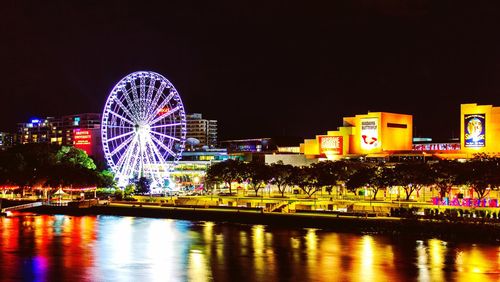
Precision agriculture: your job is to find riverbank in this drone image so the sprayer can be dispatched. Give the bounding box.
[21,203,500,243]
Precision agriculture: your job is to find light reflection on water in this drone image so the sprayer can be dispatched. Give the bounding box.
[0,215,499,281]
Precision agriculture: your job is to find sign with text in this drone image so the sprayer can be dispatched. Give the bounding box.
[464,114,485,148]
[73,129,92,155]
[319,136,343,155]
[360,118,379,149]
[413,143,460,151]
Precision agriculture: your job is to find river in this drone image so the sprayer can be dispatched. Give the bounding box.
[0,215,499,281]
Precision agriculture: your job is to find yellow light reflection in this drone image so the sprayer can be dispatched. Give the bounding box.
[305,228,318,276]
[203,221,214,243]
[252,225,265,278]
[188,250,210,282]
[360,235,374,281]
[428,239,445,282]
[416,240,430,281]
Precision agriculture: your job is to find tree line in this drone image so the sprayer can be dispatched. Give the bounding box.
[0,143,114,195]
[206,157,500,200]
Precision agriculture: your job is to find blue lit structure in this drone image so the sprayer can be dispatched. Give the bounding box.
[101,71,187,188]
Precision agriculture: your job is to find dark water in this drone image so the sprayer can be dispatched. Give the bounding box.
[0,215,499,282]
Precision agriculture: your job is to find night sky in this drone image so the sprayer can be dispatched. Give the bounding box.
[2,1,500,141]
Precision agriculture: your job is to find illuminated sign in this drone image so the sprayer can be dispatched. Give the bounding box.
[413,143,460,151]
[158,107,170,115]
[319,136,343,155]
[73,129,92,155]
[464,114,485,148]
[360,118,378,149]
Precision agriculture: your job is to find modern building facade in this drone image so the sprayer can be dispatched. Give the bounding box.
[16,113,103,159]
[301,111,413,160]
[185,113,217,149]
[17,117,63,145]
[460,103,500,157]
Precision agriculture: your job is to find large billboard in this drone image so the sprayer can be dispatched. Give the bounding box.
[360,118,379,149]
[464,114,485,148]
[73,129,93,155]
[319,136,343,155]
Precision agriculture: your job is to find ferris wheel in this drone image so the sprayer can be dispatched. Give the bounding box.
[101,71,187,187]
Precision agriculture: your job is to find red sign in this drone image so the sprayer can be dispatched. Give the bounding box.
[319,136,343,155]
[158,107,170,115]
[73,129,92,155]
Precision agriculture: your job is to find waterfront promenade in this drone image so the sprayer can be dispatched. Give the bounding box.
[4,195,500,243]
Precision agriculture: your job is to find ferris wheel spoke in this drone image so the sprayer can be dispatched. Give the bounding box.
[118,138,139,180]
[144,138,162,181]
[149,105,180,126]
[126,145,141,179]
[114,135,137,167]
[148,134,170,162]
[114,96,137,123]
[147,91,176,122]
[105,125,134,129]
[120,87,141,121]
[149,130,180,142]
[146,136,168,178]
[150,123,183,129]
[139,76,146,118]
[109,134,135,159]
[150,134,177,158]
[109,110,135,126]
[106,130,134,143]
[129,79,140,107]
[145,77,156,109]
[147,82,169,120]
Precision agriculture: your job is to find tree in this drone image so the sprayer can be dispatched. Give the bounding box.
[460,158,500,200]
[244,162,272,196]
[2,143,59,195]
[98,170,116,188]
[429,160,460,199]
[312,160,355,196]
[345,166,376,197]
[293,166,320,198]
[135,177,151,195]
[124,184,136,196]
[371,166,396,200]
[269,162,295,197]
[394,162,432,200]
[206,159,244,194]
[56,146,96,170]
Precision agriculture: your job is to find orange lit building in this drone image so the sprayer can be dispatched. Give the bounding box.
[301,111,413,160]
[460,103,500,157]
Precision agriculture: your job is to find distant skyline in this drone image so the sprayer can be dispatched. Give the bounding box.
[2,1,500,140]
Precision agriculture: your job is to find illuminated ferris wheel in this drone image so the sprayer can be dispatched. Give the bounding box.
[101,71,187,187]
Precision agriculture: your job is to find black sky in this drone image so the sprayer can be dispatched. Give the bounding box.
[2,1,500,140]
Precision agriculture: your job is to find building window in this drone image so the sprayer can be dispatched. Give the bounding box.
[387,123,407,129]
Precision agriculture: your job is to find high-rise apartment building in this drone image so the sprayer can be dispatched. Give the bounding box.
[185,113,217,149]
[61,113,101,146]
[16,113,103,159]
[17,117,64,145]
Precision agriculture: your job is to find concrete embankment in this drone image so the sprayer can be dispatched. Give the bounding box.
[25,204,500,243]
